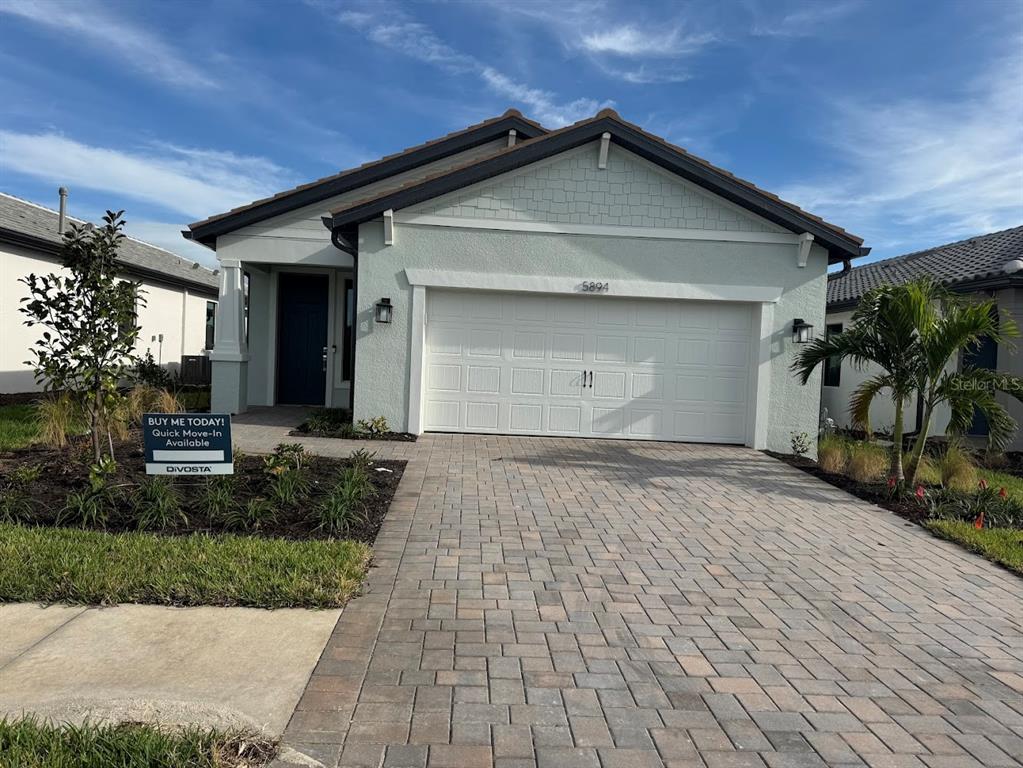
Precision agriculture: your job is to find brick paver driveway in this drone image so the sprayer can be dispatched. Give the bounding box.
[276,435,1023,768]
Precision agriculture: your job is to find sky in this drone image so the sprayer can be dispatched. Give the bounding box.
[0,0,1021,268]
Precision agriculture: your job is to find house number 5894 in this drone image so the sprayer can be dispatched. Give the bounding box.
[581,281,609,293]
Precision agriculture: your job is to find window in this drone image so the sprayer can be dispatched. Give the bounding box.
[823,323,842,387]
[343,279,354,381]
[204,300,216,350]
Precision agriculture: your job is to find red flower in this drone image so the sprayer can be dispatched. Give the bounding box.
[915,485,926,500]
[887,476,898,489]
[974,511,985,530]
[999,487,1008,498]
[979,478,989,490]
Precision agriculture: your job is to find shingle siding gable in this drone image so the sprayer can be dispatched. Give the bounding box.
[408,143,784,233]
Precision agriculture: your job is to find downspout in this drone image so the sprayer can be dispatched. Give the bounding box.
[329,226,358,413]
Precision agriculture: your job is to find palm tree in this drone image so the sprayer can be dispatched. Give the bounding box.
[793,278,1022,486]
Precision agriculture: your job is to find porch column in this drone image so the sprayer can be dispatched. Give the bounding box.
[209,258,249,414]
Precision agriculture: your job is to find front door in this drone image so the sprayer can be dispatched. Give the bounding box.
[277,273,328,405]
[965,332,998,437]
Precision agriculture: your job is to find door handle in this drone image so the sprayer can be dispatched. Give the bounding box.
[589,370,594,388]
[322,346,328,372]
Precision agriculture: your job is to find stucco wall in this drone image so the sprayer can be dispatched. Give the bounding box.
[353,221,827,453]
[1,242,214,393]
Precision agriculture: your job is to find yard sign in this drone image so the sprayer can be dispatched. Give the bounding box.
[142,413,233,475]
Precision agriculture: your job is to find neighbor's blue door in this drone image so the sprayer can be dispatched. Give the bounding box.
[276,273,328,405]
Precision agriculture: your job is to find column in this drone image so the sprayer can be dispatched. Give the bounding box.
[209,258,249,414]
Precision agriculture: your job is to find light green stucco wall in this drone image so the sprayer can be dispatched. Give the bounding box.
[353,221,828,452]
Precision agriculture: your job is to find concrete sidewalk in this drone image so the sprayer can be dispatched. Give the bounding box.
[0,602,340,737]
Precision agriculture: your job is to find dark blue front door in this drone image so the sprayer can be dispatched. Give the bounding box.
[277,273,328,405]
[965,333,998,437]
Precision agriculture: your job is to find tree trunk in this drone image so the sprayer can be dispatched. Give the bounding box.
[890,398,905,483]
[905,400,934,487]
[92,373,102,463]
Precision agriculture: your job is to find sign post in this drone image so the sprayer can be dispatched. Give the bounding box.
[142,413,234,475]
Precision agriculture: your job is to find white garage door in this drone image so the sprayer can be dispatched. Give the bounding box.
[422,289,753,443]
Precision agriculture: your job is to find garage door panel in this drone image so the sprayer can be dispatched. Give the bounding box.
[424,289,752,444]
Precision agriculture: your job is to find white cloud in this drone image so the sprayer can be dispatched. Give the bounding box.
[751,1,861,38]
[335,5,603,127]
[776,48,1023,252]
[0,0,217,89]
[0,131,290,220]
[580,26,716,57]
[124,219,218,267]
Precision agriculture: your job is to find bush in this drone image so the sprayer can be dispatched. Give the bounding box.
[268,469,310,508]
[135,350,171,388]
[130,477,186,531]
[357,416,390,437]
[940,441,977,491]
[817,435,847,474]
[195,475,238,523]
[911,454,941,486]
[923,482,1023,529]
[305,408,350,433]
[223,498,275,532]
[316,466,375,536]
[57,458,117,528]
[789,431,810,457]
[348,448,377,471]
[847,441,888,483]
[0,466,40,523]
[36,394,81,449]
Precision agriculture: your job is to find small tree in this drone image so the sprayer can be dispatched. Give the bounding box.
[21,210,144,462]
[792,278,1023,486]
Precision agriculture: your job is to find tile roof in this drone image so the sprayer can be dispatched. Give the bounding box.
[827,225,1023,307]
[187,109,545,239]
[328,108,865,254]
[0,192,219,293]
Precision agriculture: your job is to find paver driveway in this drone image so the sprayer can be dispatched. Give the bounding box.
[273,435,1023,768]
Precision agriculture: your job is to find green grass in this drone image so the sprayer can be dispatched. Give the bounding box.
[0,524,370,608]
[926,520,1023,575]
[0,716,275,767]
[0,404,40,451]
[978,469,1023,505]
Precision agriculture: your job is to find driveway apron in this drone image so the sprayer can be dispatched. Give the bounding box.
[275,434,1023,768]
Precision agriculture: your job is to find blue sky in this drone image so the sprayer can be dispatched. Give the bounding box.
[1,0,1020,268]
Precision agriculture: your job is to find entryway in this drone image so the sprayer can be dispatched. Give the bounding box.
[276,273,328,406]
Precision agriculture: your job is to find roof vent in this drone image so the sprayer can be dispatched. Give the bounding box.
[57,186,68,234]
[1003,259,1023,275]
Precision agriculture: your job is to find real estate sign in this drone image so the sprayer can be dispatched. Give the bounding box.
[142,413,234,475]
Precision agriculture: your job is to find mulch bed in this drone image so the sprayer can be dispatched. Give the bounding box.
[0,435,405,544]
[766,451,927,523]
[290,425,417,442]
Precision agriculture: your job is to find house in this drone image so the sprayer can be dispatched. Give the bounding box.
[186,108,868,451]
[1,191,219,393]
[823,225,1023,448]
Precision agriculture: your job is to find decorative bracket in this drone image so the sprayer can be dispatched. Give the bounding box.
[796,232,814,267]
[383,209,394,246]
[507,129,517,148]
[598,132,611,169]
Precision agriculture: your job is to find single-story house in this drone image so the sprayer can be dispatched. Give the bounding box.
[823,225,1023,448]
[186,108,868,451]
[1,191,219,393]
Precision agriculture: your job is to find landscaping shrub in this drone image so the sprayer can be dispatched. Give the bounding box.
[847,441,888,482]
[909,454,941,486]
[223,498,276,532]
[0,467,40,523]
[817,434,847,474]
[130,477,186,531]
[348,448,377,471]
[36,394,80,449]
[357,415,390,437]
[305,408,349,433]
[195,475,238,523]
[789,431,810,457]
[922,481,1023,529]
[267,469,310,508]
[57,458,118,528]
[316,467,374,536]
[940,441,978,491]
[135,349,172,389]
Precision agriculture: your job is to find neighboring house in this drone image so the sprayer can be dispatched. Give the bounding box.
[824,225,1023,448]
[1,192,219,393]
[186,108,868,451]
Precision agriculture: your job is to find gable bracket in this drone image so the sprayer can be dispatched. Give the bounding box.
[507,129,517,148]
[383,209,395,246]
[598,132,611,170]
[796,232,814,268]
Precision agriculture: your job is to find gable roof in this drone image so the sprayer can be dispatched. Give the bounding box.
[325,108,868,263]
[827,225,1023,309]
[185,110,545,248]
[0,192,219,295]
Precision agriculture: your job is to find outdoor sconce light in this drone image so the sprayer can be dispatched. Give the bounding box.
[792,318,814,344]
[374,298,393,324]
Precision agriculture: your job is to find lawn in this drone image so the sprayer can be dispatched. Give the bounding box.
[0,717,274,768]
[0,524,371,608]
[926,519,1023,575]
[0,404,40,451]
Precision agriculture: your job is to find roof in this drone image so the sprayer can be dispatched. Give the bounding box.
[827,225,1023,309]
[326,108,868,263]
[186,110,546,247]
[0,192,219,294]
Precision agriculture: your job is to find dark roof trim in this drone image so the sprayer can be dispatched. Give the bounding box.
[326,115,868,263]
[187,114,545,248]
[1,227,219,297]
[827,273,1023,312]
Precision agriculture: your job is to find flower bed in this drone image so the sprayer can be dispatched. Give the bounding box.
[292,408,417,442]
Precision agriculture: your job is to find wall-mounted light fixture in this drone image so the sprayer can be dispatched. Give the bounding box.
[792,318,814,344]
[375,297,393,324]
